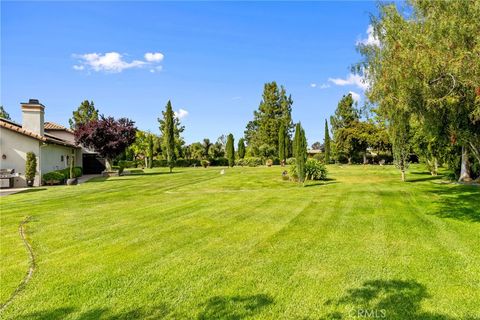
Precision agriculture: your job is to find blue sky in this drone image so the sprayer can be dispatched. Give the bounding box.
[1,1,378,145]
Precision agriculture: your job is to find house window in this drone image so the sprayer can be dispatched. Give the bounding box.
[61,155,64,162]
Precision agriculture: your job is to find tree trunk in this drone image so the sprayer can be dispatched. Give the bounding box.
[348,157,352,165]
[469,141,480,167]
[459,145,472,182]
[105,157,112,172]
[401,170,406,182]
[363,152,367,165]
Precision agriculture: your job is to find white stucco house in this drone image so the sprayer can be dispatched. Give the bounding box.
[0,99,86,187]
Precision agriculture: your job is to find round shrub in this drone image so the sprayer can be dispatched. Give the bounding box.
[266,159,273,167]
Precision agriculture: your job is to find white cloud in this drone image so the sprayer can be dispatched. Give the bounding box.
[357,25,380,47]
[174,108,189,119]
[328,73,368,90]
[349,91,361,103]
[73,51,164,73]
[310,83,330,89]
[73,52,146,73]
[144,52,164,62]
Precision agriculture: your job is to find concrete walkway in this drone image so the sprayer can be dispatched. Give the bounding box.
[0,174,101,197]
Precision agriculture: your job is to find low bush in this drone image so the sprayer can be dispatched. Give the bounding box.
[286,157,296,165]
[42,171,65,185]
[265,159,273,167]
[289,159,327,182]
[57,167,83,179]
[210,157,228,166]
[305,159,328,180]
[313,153,325,162]
[243,157,263,167]
[235,159,245,166]
[201,160,210,168]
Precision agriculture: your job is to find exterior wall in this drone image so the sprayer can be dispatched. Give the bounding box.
[45,130,73,143]
[40,144,77,175]
[45,130,83,167]
[0,127,41,187]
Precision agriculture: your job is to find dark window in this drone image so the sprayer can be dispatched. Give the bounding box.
[61,155,64,162]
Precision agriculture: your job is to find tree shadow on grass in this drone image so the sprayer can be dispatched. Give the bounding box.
[14,188,48,194]
[19,303,170,320]
[428,185,480,223]
[322,279,478,320]
[197,294,273,320]
[304,181,338,188]
[406,175,444,183]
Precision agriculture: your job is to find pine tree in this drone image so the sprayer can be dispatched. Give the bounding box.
[69,100,99,129]
[226,134,235,167]
[294,123,307,184]
[162,101,176,173]
[237,138,246,159]
[244,82,293,156]
[324,119,331,164]
[278,123,286,161]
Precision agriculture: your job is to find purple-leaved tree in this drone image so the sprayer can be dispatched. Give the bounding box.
[75,115,136,171]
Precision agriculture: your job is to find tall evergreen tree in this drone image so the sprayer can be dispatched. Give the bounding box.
[278,123,286,161]
[237,138,246,159]
[69,100,99,129]
[244,82,294,156]
[226,134,235,167]
[161,101,176,173]
[294,123,307,184]
[330,93,361,164]
[147,134,154,169]
[324,119,331,164]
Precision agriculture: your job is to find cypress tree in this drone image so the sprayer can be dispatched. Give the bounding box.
[278,123,286,162]
[237,138,246,159]
[226,134,235,167]
[147,134,154,168]
[294,123,307,184]
[324,119,331,164]
[163,101,176,173]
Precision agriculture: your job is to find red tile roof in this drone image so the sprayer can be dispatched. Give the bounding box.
[0,119,78,148]
[44,121,73,132]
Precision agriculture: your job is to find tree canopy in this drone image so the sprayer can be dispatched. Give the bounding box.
[69,100,99,129]
[74,116,136,171]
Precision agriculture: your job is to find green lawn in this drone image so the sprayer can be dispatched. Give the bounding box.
[1,165,479,319]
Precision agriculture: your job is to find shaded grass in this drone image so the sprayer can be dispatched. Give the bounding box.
[0,165,479,319]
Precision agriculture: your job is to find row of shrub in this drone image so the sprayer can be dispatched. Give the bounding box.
[42,167,83,185]
[118,157,283,168]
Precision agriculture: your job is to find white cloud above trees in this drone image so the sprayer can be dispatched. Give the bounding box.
[73,51,164,73]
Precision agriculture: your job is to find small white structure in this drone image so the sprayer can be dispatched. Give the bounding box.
[0,99,82,187]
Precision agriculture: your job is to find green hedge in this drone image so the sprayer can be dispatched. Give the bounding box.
[42,166,83,185]
[235,157,263,167]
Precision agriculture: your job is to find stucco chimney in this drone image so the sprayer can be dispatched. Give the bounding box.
[21,99,45,136]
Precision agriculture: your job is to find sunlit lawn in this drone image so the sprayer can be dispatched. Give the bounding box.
[1,165,479,319]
